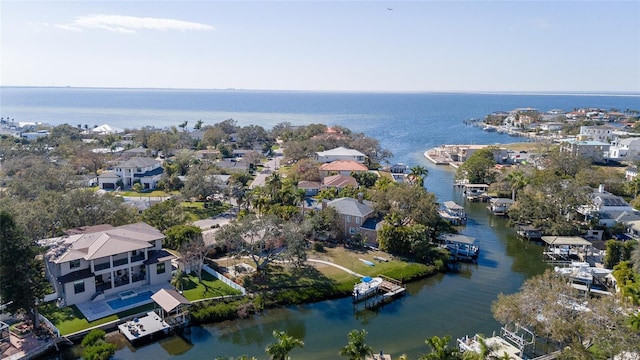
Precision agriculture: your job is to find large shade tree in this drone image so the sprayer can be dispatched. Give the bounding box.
[215,215,285,274]
[0,211,48,326]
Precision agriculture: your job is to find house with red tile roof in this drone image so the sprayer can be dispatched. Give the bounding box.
[318,160,368,177]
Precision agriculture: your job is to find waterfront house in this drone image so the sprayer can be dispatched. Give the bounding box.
[326,195,381,244]
[98,157,164,190]
[43,222,174,306]
[315,146,366,164]
[318,160,368,177]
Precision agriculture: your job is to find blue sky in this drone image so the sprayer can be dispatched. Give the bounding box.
[1,1,639,92]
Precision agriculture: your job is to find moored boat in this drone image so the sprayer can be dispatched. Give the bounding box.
[353,276,383,298]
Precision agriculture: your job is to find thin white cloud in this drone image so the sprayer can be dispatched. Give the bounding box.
[58,15,215,33]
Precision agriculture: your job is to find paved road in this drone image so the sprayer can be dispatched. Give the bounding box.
[249,151,283,189]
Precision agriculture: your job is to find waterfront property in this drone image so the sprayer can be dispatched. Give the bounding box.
[42,222,175,308]
[516,224,543,241]
[462,184,490,202]
[458,325,536,360]
[488,198,515,216]
[554,261,615,296]
[438,233,479,263]
[438,200,467,225]
[352,275,405,310]
[118,288,191,344]
[541,236,595,265]
[325,195,383,244]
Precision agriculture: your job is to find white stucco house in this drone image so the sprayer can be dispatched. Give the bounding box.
[608,137,640,161]
[579,125,615,143]
[42,222,174,306]
[98,157,164,190]
[559,139,610,163]
[315,146,366,164]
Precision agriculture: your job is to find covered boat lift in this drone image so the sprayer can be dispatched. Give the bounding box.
[439,233,479,263]
[118,288,191,344]
[541,236,593,265]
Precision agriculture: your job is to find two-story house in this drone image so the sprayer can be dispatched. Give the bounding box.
[579,125,615,143]
[326,195,382,245]
[608,137,640,161]
[578,185,640,227]
[98,157,164,190]
[559,139,610,163]
[315,147,366,164]
[44,222,174,306]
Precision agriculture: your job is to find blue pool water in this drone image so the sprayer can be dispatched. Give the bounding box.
[106,290,154,310]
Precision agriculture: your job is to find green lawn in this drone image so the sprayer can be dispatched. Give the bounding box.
[118,190,172,197]
[181,201,232,221]
[40,303,155,336]
[180,271,242,301]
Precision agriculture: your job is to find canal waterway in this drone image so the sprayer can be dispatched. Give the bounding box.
[90,165,548,360]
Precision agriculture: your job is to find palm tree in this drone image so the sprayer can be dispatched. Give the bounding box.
[506,170,529,201]
[170,269,189,292]
[339,329,373,360]
[409,165,429,187]
[265,330,304,360]
[419,335,462,360]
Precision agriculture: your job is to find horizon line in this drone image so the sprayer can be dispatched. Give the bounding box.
[2,85,639,97]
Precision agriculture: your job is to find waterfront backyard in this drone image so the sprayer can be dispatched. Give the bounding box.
[40,271,241,336]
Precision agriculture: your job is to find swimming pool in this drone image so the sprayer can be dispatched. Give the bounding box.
[106,290,154,310]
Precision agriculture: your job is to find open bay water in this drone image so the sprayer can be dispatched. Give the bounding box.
[5,88,638,359]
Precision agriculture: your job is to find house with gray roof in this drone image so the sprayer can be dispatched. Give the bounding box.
[326,195,382,244]
[578,185,640,227]
[43,222,174,306]
[98,157,164,190]
[315,146,366,164]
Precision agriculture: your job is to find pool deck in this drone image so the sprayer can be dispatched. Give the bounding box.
[118,311,171,342]
[76,284,171,321]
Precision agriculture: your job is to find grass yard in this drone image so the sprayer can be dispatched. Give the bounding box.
[181,201,232,221]
[118,190,172,197]
[40,303,155,336]
[180,270,242,301]
[309,245,439,284]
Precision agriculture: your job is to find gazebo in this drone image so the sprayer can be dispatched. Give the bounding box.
[151,288,191,327]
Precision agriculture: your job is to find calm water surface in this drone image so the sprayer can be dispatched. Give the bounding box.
[14,88,634,358]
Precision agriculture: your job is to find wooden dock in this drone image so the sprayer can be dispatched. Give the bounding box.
[118,311,172,342]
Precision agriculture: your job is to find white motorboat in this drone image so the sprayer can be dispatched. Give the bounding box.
[353,276,383,298]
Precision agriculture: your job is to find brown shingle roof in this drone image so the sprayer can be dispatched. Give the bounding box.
[321,174,358,188]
